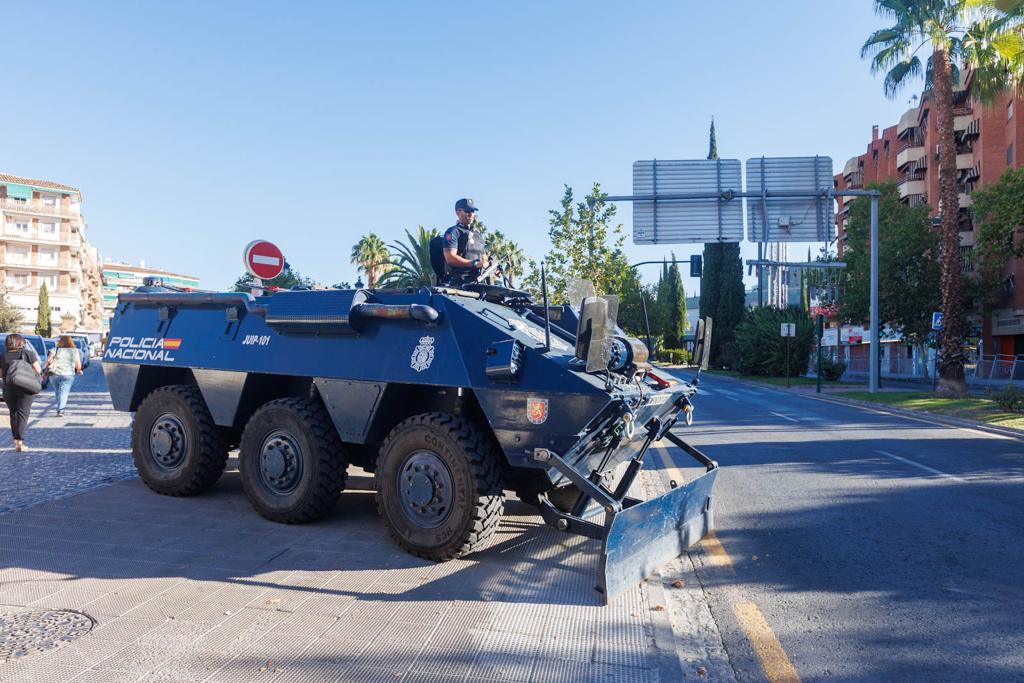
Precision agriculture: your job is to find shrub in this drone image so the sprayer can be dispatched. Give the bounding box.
[819,356,847,381]
[662,348,690,365]
[733,306,815,377]
[994,385,1024,413]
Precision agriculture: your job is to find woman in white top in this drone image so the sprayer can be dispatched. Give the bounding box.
[46,335,83,417]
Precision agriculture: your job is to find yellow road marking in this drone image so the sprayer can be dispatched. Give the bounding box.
[700,530,734,568]
[734,602,802,683]
[652,441,688,488]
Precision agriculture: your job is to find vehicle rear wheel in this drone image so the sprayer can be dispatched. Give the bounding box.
[239,397,347,524]
[376,413,504,561]
[131,385,229,496]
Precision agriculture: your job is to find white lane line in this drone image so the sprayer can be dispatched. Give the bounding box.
[770,411,799,423]
[876,450,967,483]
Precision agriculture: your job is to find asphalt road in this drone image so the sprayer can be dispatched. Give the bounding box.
[663,371,1024,682]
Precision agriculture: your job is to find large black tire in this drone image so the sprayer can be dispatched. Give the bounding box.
[375,412,504,561]
[239,397,347,524]
[131,385,229,496]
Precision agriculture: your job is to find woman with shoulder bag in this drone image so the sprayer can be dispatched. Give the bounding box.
[1,333,42,452]
[47,336,83,417]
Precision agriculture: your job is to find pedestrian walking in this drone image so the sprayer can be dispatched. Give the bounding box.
[45,335,83,417]
[1,333,42,452]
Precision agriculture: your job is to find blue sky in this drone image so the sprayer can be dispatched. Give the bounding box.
[2,1,917,293]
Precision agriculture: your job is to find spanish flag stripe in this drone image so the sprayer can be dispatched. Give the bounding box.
[162,339,182,349]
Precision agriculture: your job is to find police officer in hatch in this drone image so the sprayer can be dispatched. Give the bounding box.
[441,198,488,285]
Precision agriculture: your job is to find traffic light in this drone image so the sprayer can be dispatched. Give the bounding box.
[690,255,703,278]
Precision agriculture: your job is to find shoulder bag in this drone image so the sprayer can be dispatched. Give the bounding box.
[6,351,41,395]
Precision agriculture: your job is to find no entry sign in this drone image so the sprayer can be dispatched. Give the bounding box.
[244,240,284,280]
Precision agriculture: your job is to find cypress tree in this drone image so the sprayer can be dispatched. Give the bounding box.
[665,254,687,348]
[700,117,723,326]
[36,283,51,337]
[711,243,746,367]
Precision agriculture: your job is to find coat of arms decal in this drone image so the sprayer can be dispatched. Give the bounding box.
[527,397,549,424]
[410,336,436,372]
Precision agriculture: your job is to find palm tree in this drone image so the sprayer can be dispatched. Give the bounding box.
[379,226,439,288]
[862,0,1000,396]
[350,233,390,288]
[487,230,526,288]
[963,1,1024,91]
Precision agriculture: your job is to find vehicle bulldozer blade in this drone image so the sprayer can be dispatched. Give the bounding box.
[599,466,717,602]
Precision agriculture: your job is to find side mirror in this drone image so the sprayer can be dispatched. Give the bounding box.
[691,317,714,370]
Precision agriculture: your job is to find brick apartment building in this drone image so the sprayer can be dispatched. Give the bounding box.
[0,173,105,334]
[834,74,1024,357]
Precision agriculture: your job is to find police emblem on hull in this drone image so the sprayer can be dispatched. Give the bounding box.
[527,397,549,424]
[411,336,435,372]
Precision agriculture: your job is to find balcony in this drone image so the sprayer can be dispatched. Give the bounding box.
[959,192,974,208]
[844,171,864,189]
[0,256,74,271]
[898,178,927,199]
[897,146,926,170]
[960,230,976,247]
[908,155,928,176]
[1,227,82,247]
[956,152,974,170]
[0,197,80,218]
[907,193,929,208]
[960,245,974,273]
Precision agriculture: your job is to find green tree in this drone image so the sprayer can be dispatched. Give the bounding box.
[734,306,815,377]
[487,230,526,288]
[233,261,315,292]
[0,292,22,333]
[36,283,51,337]
[862,0,1009,395]
[662,255,688,348]
[379,226,439,288]
[840,182,941,345]
[543,183,631,303]
[972,166,1024,307]
[350,232,391,288]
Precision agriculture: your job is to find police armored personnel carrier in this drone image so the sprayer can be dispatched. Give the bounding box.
[104,271,718,601]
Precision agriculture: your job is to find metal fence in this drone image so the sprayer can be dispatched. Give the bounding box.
[973,354,1024,384]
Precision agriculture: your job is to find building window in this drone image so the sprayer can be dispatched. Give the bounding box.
[1009,143,1015,167]
[7,245,30,263]
[39,222,57,239]
[38,248,57,265]
[6,273,29,289]
[12,220,29,236]
[40,273,59,290]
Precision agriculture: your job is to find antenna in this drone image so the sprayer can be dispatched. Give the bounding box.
[540,261,552,352]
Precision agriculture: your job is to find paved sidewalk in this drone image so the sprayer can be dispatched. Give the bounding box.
[0,365,728,682]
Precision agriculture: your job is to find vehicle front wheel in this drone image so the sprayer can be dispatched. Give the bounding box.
[131,385,229,496]
[239,397,347,524]
[375,412,504,561]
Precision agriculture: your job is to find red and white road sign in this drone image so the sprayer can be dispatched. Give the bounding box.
[244,240,284,280]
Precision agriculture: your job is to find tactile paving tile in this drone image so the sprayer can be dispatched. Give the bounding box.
[410,646,478,678]
[528,657,591,683]
[589,662,660,683]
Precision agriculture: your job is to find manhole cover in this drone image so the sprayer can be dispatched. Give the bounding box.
[0,608,94,662]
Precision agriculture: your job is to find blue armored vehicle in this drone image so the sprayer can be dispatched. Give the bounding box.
[103,272,718,601]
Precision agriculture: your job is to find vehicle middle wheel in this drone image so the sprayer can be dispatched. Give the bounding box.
[239,397,348,524]
[375,412,504,561]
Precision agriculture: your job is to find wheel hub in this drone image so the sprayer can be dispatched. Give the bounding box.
[149,414,187,472]
[259,431,303,495]
[398,451,454,529]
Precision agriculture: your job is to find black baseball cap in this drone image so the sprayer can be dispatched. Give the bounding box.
[455,198,478,212]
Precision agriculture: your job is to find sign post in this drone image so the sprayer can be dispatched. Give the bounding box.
[780,323,796,388]
[816,314,824,394]
[244,240,285,295]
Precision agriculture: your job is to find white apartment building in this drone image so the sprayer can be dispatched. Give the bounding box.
[0,173,104,334]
